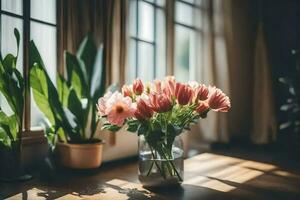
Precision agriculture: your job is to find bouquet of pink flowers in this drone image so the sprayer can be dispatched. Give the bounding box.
[97,76,230,183]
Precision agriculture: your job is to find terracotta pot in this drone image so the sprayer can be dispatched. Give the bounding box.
[56,142,103,169]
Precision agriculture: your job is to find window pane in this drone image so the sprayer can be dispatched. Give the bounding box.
[31,0,56,24]
[155,9,166,78]
[30,22,57,126]
[174,25,191,82]
[1,15,23,71]
[129,0,137,37]
[175,1,193,27]
[1,0,22,15]
[156,0,166,7]
[138,42,154,81]
[138,1,154,42]
[127,39,137,83]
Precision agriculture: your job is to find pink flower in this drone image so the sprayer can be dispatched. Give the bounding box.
[195,84,209,101]
[207,86,231,112]
[135,97,153,120]
[154,79,162,93]
[149,92,172,113]
[163,76,176,99]
[195,101,209,114]
[175,83,193,105]
[122,85,132,97]
[104,92,136,126]
[133,78,144,95]
[97,91,113,116]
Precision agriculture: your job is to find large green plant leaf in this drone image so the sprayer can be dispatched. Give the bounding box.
[30,41,81,142]
[68,89,84,132]
[14,28,20,58]
[76,34,97,85]
[57,74,70,107]
[0,66,24,122]
[90,45,106,101]
[2,54,16,72]
[0,127,11,147]
[30,63,56,124]
[65,52,88,97]
[0,111,18,141]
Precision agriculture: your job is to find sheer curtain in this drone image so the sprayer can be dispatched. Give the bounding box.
[193,0,275,144]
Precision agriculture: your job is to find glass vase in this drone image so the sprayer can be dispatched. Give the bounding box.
[138,135,184,187]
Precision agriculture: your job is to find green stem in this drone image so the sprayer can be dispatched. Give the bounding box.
[148,146,166,179]
[161,144,183,182]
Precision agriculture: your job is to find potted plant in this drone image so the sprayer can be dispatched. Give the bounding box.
[0,29,31,181]
[97,77,230,187]
[29,34,106,169]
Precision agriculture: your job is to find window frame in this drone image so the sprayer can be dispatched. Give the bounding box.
[129,0,166,80]
[0,0,62,133]
[173,0,203,81]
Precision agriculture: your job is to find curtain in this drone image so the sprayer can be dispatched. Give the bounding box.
[61,0,129,148]
[61,0,128,84]
[192,0,274,144]
[252,22,277,144]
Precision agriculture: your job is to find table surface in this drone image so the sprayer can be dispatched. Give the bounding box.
[1,152,300,200]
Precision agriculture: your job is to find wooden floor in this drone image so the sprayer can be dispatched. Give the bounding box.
[1,147,300,200]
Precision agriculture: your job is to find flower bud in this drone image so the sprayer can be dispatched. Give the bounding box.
[149,92,172,113]
[195,84,209,101]
[133,78,144,95]
[134,98,153,120]
[195,101,209,114]
[122,85,132,97]
[175,83,193,105]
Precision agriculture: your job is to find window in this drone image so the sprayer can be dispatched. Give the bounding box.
[128,0,166,82]
[174,0,202,82]
[0,0,58,129]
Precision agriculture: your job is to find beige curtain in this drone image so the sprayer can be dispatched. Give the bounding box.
[252,22,277,144]
[103,0,128,87]
[192,0,274,144]
[61,0,128,147]
[61,0,128,85]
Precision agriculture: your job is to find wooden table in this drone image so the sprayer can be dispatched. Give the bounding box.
[1,152,300,200]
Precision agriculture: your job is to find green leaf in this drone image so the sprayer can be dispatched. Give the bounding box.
[0,67,24,121]
[102,123,121,132]
[3,54,16,71]
[57,74,70,106]
[30,63,55,124]
[168,124,183,136]
[29,40,46,69]
[138,123,149,136]
[14,28,20,58]
[57,127,67,143]
[126,119,140,133]
[90,45,106,101]
[30,40,80,142]
[0,111,18,141]
[76,34,97,84]
[68,89,84,131]
[0,127,11,148]
[65,52,88,97]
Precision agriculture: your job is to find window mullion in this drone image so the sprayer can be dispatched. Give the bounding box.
[166,0,175,75]
[23,0,31,133]
[135,0,139,78]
